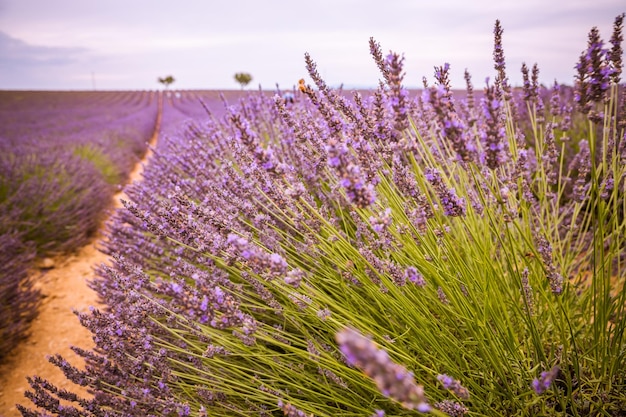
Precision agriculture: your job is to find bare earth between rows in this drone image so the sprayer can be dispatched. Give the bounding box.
[0,110,161,416]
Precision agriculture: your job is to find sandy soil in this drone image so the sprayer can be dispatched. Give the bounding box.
[0,96,161,417]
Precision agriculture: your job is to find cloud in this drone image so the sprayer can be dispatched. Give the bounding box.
[0,31,89,66]
[0,31,93,89]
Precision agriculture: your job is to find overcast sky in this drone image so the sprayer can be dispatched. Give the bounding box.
[0,0,624,91]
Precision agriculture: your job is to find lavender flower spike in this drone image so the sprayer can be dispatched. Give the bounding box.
[532,365,560,394]
[425,168,466,217]
[493,19,510,100]
[336,327,430,412]
[435,400,469,416]
[437,374,470,400]
[609,13,624,84]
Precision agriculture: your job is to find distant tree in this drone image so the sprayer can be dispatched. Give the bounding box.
[234,72,253,89]
[158,75,175,89]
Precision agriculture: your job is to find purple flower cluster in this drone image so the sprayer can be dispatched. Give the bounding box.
[424,168,466,217]
[369,208,393,233]
[0,148,112,252]
[423,80,476,163]
[532,365,560,394]
[326,137,377,208]
[369,38,410,138]
[437,374,470,400]
[493,19,511,100]
[520,268,535,314]
[574,17,624,113]
[609,14,624,84]
[435,400,469,416]
[534,231,564,295]
[227,233,288,278]
[405,266,426,287]
[479,78,507,169]
[0,90,159,254]
[277,400,310,417]
[336,327,430,412]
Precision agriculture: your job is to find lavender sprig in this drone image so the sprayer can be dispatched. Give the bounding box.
[480,77,507,169]
[493,20,511,100]
[424,168,466,217]
[609,13,625,83]
[531,366,560,394]
[437,374,470,400]
[335,327,431,412]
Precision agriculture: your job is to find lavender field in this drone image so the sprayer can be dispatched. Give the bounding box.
[0,90,158,360]
[2,14,626,417]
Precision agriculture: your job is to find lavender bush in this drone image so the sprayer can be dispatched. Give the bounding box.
[20,15,626,416]
[0,233,38,360]
[0,147,112,253]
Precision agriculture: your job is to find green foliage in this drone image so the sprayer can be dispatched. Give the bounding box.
[234,72,253,89]
[72,143,122,185]
[158,75,175,89]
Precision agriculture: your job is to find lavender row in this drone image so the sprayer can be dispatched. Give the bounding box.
[0,90,159,361]
[0,91,154,145]
[19,14,626,417]
[157,90,275,144]
[0,234,38,362]
[0,91,159,179]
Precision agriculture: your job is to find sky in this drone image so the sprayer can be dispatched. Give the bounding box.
[0,0,624,91]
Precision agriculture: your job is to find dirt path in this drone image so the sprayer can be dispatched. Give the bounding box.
[0,93,162,416]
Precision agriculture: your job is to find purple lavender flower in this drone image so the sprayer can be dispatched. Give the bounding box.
[369,37,389,80]
[424,70,476,163]
[521,63,533,102]
[549,81,561,117]
[543,122,559,186]
[284,268,304,288]
[369,208,393,233]
[336,327,430,412]
[0,234,38,360]
[534,231,564,295]
[520,268,535,314]
[325,137,377,208]
[435,400,469,416]
[480,77,507,169]
[493,19,511,100]
[425,168,466,217]
[609,13,624,83]
[317,308,331,320]
[437,374,470,400]
[384,51,410,133]
[405,266,426,287]
[463,69,478,127]
[569,140,591,201]
[368,38,411,139]
[437,286,450,305]
[227,233,289,277]
[575,25,615,112]
[532,366,560,394]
